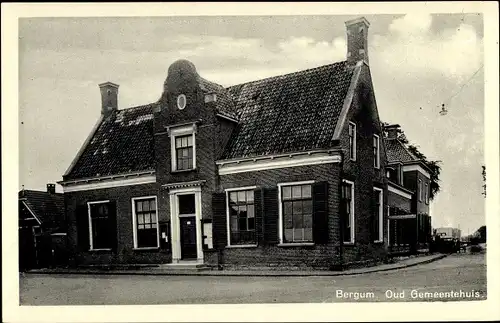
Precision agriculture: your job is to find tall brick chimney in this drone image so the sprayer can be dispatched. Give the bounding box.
[46,183,56,194]
[99,82,119,117]
[345,17,370,65]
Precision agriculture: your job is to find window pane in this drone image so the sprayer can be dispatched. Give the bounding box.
[230,205,238,216]
[304,228,313,241]
[247,205,254,218]
[248,217,255,230]
[237,191,246,203]
[293,200,303,215]
[239,217,247,231]
[284,229,293,242]
[293,212,303,229]
[150,212,156,224]
[238,205,247,217]
[284,201,293,215]
[175,137,182,148]
[136,201,143,212]
[303,214,313,228]
[138,214,144,224]
[282,186,291,200]
[150,199,156,211]
[284,213,293,229]
[151,222,157,229]
[181,136,187,147]
[303,200,312,214]
[187,135,193,147]
[178,194,195,214]
[292,186,302,199]
[231,215,238,231]
[230,192,238,204]
[182,148,189,157]
[182,159,189,170]
[246,190,254,203]
[143,201,150,212]
[294,228,303,241]
[302,185,311,198]
[144,213,151,224]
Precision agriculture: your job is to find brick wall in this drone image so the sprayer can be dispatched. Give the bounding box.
[387,189,412,213]
[337,64,389,265]
[217,164,342,270]
[403,170,430,215]
[65,183,172,265]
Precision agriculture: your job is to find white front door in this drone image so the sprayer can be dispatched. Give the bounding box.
[169,187,203,263]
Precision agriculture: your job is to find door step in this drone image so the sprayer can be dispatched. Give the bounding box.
[159,262,210,271]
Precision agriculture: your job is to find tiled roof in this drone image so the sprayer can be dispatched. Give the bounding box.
[385,138,418,163]
[222,61,354,159]
[19,190,64,229]
[66,104,156,179]
[66,61,356,179]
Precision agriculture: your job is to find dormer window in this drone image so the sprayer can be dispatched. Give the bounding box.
[170,123,197,172]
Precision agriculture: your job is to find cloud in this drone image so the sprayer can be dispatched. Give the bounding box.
[373,14,483,81]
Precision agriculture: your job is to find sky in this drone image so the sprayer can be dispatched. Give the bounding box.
[18,13,485,235]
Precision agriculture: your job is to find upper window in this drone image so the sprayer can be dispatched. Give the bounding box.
[175,135,194,171]
[399,164,404,185]
[349,122,357,161]
[170,124,196,172]
[132,197,159,249]
[280,182,313,243]
[373,134,380,169]
[373,188,383,242]
[425,183,429,204]
[226,188,256,246]
[88,201,113,250]
[341,180,355,243]
[418,179,423,201]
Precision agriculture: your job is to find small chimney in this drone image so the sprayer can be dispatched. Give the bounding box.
[384,124,401,140]
[345,17,370,65]
[46,183,56,194]
[99,82,119,117]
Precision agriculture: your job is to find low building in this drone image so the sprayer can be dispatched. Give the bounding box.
[384,125,433,254]
[435,227,461,240]
[19,184,67,270]
[58,17,431,270]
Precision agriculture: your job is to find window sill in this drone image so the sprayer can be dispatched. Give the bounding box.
[373,240,384,244]
[133,247,160,251]
[171,168,197,174]
[343,242,355,246]
[89,248,112,252]
[226,244,258,249]
[278,242,315,247]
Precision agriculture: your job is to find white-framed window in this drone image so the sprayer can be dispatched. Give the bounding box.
[373,187,384,242]
[225,186,257,246]
[170,124,196,172]
[348,122,357,161]
[418,179,423,201]
[373,134,380,169]
[278,181,314,244]
[87,200,112,250]
[341,180,355,244]
[132,196,159,249]
[399,164,404,185]
[425,183,429,204]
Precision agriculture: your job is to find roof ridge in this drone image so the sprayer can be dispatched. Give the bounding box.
[117,102,157,113]
[226,60,348,90]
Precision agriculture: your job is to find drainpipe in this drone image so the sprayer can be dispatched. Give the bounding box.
[338,150,345,271]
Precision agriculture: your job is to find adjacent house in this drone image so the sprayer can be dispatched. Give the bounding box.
[59,17,423,270]
[384,124,433,254]
[19,184,67,270]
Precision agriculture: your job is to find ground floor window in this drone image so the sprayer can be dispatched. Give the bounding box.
[227,188,256,245]
[341,180,355,243]
[280,182,313,243]
[88,201,113,250]
[373,187,383,242]
[132,196,159,248]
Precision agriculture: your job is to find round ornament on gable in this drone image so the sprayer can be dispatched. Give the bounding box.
[177,94,187,110]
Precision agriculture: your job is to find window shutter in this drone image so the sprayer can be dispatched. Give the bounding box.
[254,188,264,244]
[76,204,90,251]
[212,192,227,249]
[263,187,279,244]
[313,181,329,244]
[108,201,118,251]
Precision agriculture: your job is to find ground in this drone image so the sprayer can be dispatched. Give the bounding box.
[19,253,486,305]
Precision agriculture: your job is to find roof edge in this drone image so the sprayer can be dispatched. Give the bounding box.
[63,114,104,178]
[332,60,364,140]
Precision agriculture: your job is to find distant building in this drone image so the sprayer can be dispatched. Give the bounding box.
[19,184,67,270]
[435,227,461,239]
[384,124,433,254]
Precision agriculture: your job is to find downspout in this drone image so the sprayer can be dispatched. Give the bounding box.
[338,149,345,271]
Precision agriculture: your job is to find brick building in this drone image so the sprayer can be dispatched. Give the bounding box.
[59,17,427,270]
[384,124,433,254]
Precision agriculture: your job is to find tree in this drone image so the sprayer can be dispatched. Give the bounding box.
[382,122,442,200]
[482,165,486,198]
